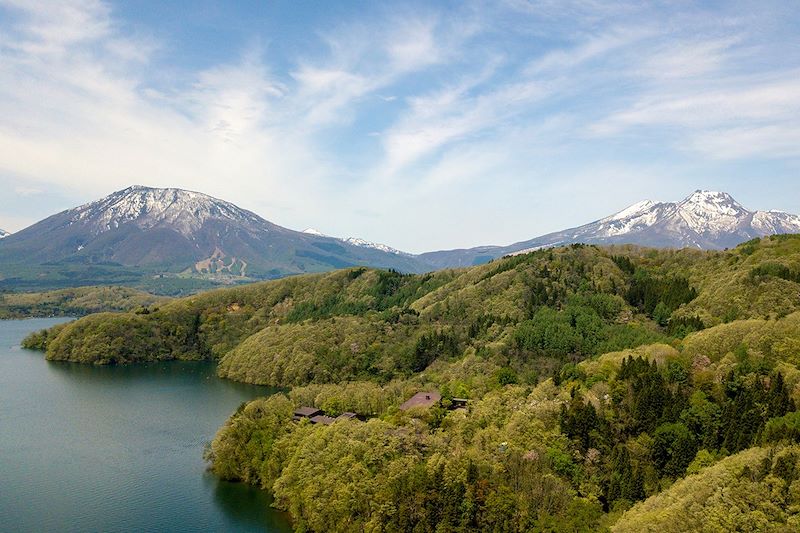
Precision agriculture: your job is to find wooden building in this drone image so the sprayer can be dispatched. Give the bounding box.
[399,391,442,411]
[293,406,322,421]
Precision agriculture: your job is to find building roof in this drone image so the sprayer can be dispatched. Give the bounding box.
[310,415,336,425]
[399,391,442,411]
[294,406,322,418]
[335,412,358,421]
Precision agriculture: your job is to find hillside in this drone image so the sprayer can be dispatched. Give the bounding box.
[0,185,430,291]
[0,286,167,319]
[25,235,800,378]
[612,445,800,532]
[24,234,800,531]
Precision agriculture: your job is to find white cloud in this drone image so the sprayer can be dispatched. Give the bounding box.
[0,0,798,251]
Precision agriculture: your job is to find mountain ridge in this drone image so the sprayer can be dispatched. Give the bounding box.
[302,228,411,256]
[420,190,800,268]
[2,186,799,290]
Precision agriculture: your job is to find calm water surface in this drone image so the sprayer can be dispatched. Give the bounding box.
[0,318,292,533]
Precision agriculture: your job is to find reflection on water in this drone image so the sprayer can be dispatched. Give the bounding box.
[210,474,293,531]
[0,318,291,532]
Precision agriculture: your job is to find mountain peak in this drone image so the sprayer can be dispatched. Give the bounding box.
[0,228,8,239]
[607,199,656,221]
[681,190,740,206]
[675,190,748,235]
[71,186,265,237]
[1,185,430,284]
[342,237,410,256]
[421,188,800,268]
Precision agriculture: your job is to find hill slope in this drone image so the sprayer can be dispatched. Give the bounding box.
[613,445,800,532]
[24,235,800,531]
[25,234,800,381]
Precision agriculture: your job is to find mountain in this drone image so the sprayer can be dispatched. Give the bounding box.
[420,190,800,268]
[0,186,430,291]
[302,228,412,257]
[3,187,798,290]
[0,229,8,239]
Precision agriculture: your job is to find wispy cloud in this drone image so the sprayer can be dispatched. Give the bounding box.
[0,0,798,249]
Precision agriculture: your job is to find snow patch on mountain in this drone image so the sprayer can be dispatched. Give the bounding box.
[574,190,800,245]
[69,185,265,237]
[598,201,664,237]
[342,237,410,256]
[751,210,800,234]
[302,227,410,255]
[606,200,655,221]
[413,189,800,269]
[675,190,749,234]
[0,229,9,239]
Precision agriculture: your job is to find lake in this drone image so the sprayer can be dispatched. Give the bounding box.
[0,318,292,533]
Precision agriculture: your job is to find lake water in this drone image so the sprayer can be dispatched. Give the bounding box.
[0,318,292,533]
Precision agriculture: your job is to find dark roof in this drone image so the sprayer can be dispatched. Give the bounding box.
[294,406,322,418]
[335,412,358,421]
[310,415,336,425]
[399,391,442,411]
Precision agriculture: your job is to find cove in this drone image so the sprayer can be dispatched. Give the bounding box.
[0,318,291,533]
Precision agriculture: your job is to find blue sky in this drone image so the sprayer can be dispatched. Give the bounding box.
[1,0,799,252]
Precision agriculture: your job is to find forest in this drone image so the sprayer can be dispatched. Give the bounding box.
[23,234,800,531]
[0,285,167,319]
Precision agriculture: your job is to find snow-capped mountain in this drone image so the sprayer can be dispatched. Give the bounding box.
[420,191,800,268]
[0,229,8,239]
[70,186,265,238]
[302,228,410,256]
[0,186,430,285]
[341,237,411,256]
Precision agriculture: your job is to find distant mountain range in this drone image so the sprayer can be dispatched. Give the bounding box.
[419,190,800,268]
[1,187,798,292]
[0,186,429,291]
[0,229,8,239]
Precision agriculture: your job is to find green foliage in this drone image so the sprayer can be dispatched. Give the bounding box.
[0,285,166,319]
[763,411,800,445]
[625,269,697,318]
[208,384,603,532]
[514,303,666,359]
[19,235,800,530]
[613,446,800,531]
[750,262,800,284]
[21,322,70,350]
[495,366,519,386]
[665,315,704,337]
[406,330,460,372]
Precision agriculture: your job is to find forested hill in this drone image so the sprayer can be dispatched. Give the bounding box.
[0,286,168,319]
[24,234,800,531]
[25,234,800,377]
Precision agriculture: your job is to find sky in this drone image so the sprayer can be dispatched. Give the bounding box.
[0,0,799,253]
